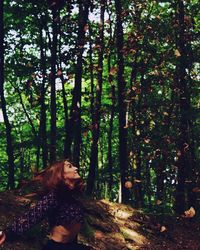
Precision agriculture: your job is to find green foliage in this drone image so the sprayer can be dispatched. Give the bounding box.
[0,0,199,213]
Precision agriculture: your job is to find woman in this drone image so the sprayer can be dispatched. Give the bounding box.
[0,160,91,250]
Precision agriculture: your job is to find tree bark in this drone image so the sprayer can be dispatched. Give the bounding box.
[115,0,129,203]
[49,8,59,163]
[108,85,115,194]
[65,0,89,166]
[39,19,48,168]
[14,81,37,137]
[106,4,115,196]
[174,0,191,214]
[0,0,15,189]
[58,7,70,160]
[87,0,105,195]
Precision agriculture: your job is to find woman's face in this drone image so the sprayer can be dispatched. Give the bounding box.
[63,161,80,183]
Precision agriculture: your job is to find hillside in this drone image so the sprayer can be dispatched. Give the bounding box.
[0,190,199,250]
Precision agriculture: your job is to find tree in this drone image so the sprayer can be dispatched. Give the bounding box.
[0,0,15,189]
[87,0,106,195]
[38,14,48,168]
[174,0,193,214]
[115,0,129,203]
[49,7,59,163]
[65,0,90,166]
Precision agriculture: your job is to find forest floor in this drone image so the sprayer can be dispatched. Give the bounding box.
[0,190,200,250]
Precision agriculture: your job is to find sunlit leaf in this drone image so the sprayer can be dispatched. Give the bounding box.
[184,207,195,218]
[105,19,111,24]
[163,112,169,116]
[129,151,134,157]
[125,181,133,189]
[83,131,88,137]
[144,138,150,144]
[57,69,62,76]
[160,226,167,232]
[94,231,104,239]
[134,179,142,183]
[174,49,181,57]
[109,67,118,76]
[84,24,89,32]
[93,44,101,49]
[183,143,189,152]
[136,130,140,136]
[192,187,200,193]
[97,67,102,71]
[156,200,162,205]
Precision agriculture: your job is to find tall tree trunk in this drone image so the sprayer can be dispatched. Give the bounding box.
[108,85,116,194]
[65,0,89,165]
[115,0,129,203]
[50,8,58,163]
[61,73,69,159]
[58,7,70,160]
[0,1,15,189]
[87,0,105,195]
[135,150,144,207]
[184,18,196,210]
[107,4,115,196]
[88,22,94,126]
[14,81,37,137]
[145,159,152,209]
[174,0,191,214]
[39,21,48,168]
[155,154,165,202]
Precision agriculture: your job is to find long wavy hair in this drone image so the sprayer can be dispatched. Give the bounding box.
[33,160,84,193]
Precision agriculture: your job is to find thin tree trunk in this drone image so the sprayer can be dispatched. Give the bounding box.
[72,1,90,166]
[146,159,152,209]
[39,21,48,168]
[65,0,89,165]
[88,22,94,123]
[115,0,129,203]
[107,4,115,196]
[108,85,115,194]
[134,108,144,208]
[174,0,191,214]
[129,8,145,207]
[49,8,58,163]
[0,1,15,189]
[61,73,69,159]
[14,81,37,137]
[87,0,105,195]
[155,155,165,202]
[135,150,144,207]
[58,8,70,160]
[185,26,196,210]
[135,57,152,205]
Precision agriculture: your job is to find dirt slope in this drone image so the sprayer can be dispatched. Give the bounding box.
[0,190,200,250]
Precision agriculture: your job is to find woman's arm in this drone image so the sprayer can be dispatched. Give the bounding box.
[4,191,58,241]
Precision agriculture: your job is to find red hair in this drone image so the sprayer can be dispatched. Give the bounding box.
[33,160,84,192]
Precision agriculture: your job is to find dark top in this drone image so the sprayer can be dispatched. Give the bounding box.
[4,190,84,241]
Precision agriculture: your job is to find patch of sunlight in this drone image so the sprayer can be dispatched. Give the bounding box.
[100,199,137,220]
[110,232,126,242]
[126,243,141,250]
[114,209,133,220]
[100,199,111,204]
[120,226,147,245]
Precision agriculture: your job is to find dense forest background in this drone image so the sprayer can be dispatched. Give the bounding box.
[0,0,199,215]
